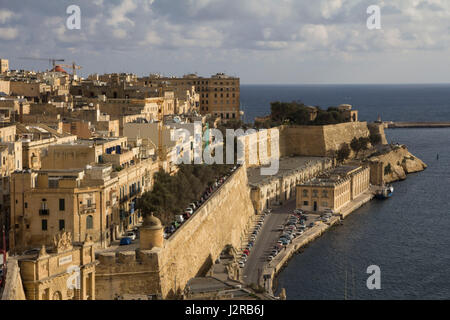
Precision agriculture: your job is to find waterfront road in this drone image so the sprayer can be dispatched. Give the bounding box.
[242,199,297,286]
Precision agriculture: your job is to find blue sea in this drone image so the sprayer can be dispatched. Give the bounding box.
[240,84,450,300]
[240,84,450,124]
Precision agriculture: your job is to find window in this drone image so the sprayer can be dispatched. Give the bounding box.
[59,199,65,211]
[303,201,309,206]
[24,202,28,208]
[86,215,93,229]
[322,190,329,198]
[312,190,319,198]
[322,202,328,207]
[42,219,48,231]
[59,220,65,231]
[302,189,308,197]
[49,179,59,188]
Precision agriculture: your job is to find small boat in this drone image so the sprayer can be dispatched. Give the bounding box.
[375,184,394,199]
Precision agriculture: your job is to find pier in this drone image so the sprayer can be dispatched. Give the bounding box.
[383,121,450,129]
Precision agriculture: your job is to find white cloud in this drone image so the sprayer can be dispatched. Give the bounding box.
[106,0,138,27]
[320,0,343,19]
[140,30,162,45]
[0,9,17,23]
[298,24,329,47]
[0,27,18,40]
[1,0,450,83]
[113,29,128,39]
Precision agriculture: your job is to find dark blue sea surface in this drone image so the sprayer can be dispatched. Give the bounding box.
[240,84,450,124]
[273,127,450,299]
[239,85,450,299]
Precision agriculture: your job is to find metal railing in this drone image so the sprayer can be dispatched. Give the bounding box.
[39,209,49,216]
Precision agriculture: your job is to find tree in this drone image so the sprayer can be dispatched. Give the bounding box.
[350,137,370,157]
[136,164,233,225]
[358,137,370,151]
[350,137,360,154]
[336,143,351,163]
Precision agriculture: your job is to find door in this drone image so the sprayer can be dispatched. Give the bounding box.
[313,201,317,212]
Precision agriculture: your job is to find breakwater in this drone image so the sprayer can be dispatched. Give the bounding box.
[386,121,450,128]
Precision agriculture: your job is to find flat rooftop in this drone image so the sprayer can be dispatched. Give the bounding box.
[247,156,330,186]
[300,164,362,187]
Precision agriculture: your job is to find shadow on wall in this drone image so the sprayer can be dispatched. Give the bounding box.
[196,254,214,278]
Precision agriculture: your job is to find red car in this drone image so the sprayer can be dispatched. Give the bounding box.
[183,212,191,220]
[243,249,250,256]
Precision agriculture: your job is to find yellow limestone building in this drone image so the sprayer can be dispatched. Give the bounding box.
[296,165,370,213]
[18,231,98,300]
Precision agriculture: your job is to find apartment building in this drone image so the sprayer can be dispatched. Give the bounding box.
[138,73,240,120]
[0,59,9,74]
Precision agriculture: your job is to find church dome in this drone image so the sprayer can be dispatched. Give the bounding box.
[53,65,67,73]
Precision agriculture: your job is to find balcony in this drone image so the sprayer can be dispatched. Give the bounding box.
[80,204,96,214]
[39,209,49,216]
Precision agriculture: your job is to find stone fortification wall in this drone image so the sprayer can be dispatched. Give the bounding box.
[95,165,255,299]
[278,122,380,157]
[1,258,26,300]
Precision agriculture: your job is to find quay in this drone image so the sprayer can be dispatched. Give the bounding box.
[245,187,376,296]
[383,121,450,129]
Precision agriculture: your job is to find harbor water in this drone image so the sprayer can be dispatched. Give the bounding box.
[240,84,450,299]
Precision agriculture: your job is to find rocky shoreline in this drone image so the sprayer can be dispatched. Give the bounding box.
[368,144,427,183]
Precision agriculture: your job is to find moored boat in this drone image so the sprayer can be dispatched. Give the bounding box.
[375,184,394,199]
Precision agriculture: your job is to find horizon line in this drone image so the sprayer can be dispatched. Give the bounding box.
[240,82,450,86]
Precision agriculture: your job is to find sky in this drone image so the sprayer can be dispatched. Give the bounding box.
[0,0,450,84]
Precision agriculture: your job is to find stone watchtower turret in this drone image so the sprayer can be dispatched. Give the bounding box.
[139,213,164,250]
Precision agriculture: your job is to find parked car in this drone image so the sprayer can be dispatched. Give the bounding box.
[120,237,132,246]
[183,212,191,220]
[308,222,315,228]
[267,256,273,262]
[239,261,245,268]
[175,215,184,224]
[125,231,136,240]
[185,207,194,215]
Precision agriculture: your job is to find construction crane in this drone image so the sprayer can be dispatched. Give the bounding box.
[57,62,82,77]
[19,57,65,69]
